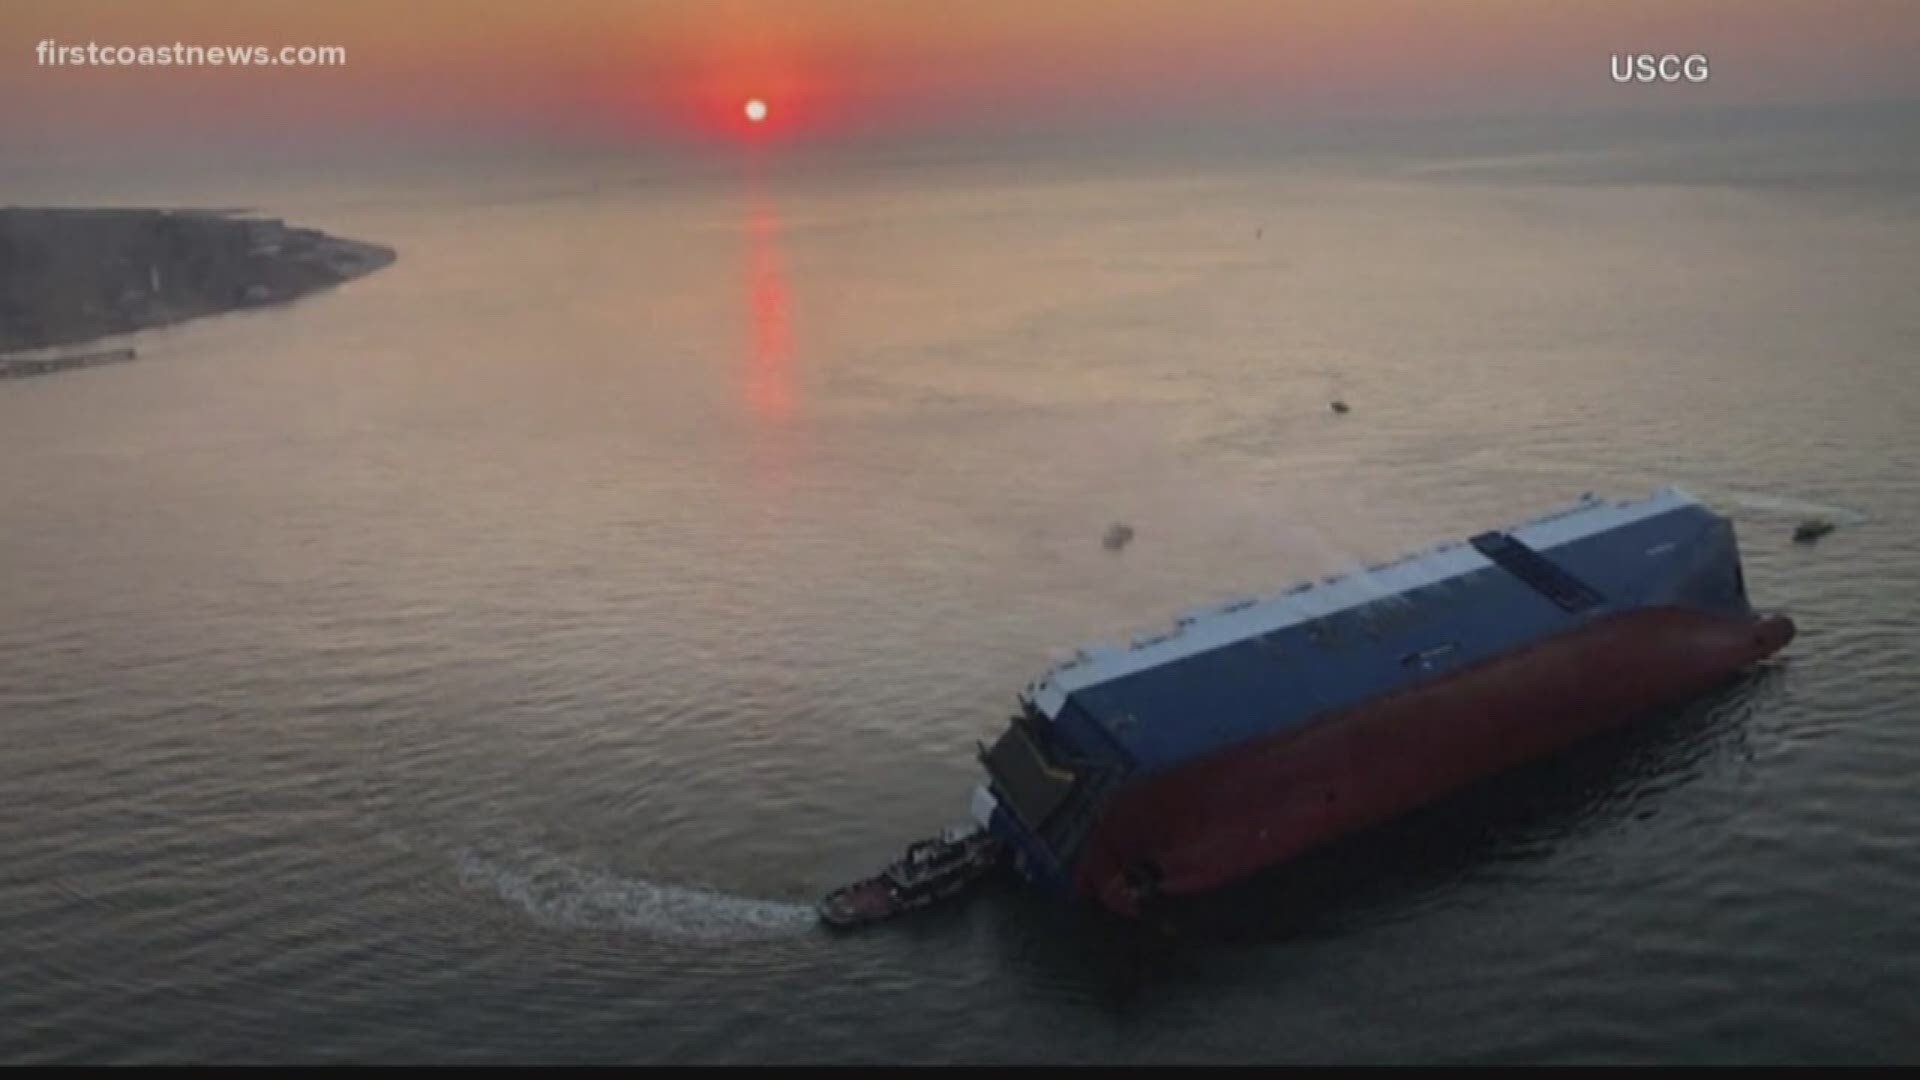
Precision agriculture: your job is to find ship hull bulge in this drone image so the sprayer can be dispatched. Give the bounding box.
[1075,606,1794,914]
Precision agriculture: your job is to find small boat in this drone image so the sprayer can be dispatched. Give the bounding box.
[1330,399,1350,414]
[818,825,1002,928]
[1793,518,1835,544]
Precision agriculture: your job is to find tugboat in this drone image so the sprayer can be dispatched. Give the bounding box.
[818,825,1002,929]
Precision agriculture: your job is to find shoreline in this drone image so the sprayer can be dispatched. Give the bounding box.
[0,207,395,373]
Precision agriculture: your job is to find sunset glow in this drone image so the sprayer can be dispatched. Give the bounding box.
[4,1,1919,147]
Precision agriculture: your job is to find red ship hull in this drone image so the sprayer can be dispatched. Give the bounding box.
[1074,607,1795,915]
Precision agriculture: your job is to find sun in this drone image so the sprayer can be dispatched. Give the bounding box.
[743,98,769,124]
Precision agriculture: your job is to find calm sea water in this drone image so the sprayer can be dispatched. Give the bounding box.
[3,122,1918,1063]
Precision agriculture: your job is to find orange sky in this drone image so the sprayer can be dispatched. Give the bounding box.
[5,1,1918,143]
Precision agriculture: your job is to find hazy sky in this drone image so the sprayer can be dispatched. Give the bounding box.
[6,1,1919,146]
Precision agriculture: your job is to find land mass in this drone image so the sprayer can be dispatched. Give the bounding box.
[0,207,395,362]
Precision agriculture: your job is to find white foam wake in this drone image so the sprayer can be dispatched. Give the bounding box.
[1717,489,1870,525]
[455,848,817,943]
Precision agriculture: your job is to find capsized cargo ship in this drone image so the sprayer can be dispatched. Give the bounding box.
[971,488,1794,915]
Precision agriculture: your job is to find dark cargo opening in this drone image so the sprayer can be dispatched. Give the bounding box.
[980,720,1077,831]
[1471,531,1605,613]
